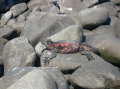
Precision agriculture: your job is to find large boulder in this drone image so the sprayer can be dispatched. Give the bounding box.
[87,33,120,63]
[70,60,120,89]
[0,67,68,89]
[7,69,57,89]
[40,50,103,72]
[2,36,37,73]
[35,25,83,55]
[91,25,116,36]
[74,6,109,29]
[21,12,76,46]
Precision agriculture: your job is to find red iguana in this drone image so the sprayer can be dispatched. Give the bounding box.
[41,39,98,64]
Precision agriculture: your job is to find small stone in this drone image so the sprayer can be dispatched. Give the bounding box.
[0,25,15,40]
[10,3,27,17]
[27,0,48,10]
[0,11,13,26]
[41,4,59,13]
[58,0,86,13]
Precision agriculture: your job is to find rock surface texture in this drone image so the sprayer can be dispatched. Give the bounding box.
[0,0,120,89]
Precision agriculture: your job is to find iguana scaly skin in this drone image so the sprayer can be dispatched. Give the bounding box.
[41,39,98,64]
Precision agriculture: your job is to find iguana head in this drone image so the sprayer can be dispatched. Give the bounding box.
[41,39,55,49]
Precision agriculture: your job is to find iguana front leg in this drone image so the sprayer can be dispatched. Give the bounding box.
[43,50,57,65]
[80,50,95,61]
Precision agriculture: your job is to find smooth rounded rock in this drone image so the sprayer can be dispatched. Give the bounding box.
[35,25,83,55]
[0,25,16,40]
[70,60,120,89]
[0,11,13,26]
[40,50,103,72]
[78,6,109,29]
[0,67,68,89]
[81,0,99,7]
[7,69,57,89]
[87,34,120,63]
[2,36,37,73]
[97,2,118,16]
[21,12,75,46]
[92,25,116,36]
[58,0,86,13]
[27,0,48,10]
[10,3,27,17]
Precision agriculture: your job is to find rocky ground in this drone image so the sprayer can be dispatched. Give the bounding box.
[0,0,120,89]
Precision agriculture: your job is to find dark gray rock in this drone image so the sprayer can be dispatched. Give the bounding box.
[21,12,75,46]
[78,6,109,29]
[27,0,48,10]
[0,11,13,26]
[0,0,5,3]
[40,50,103,71]
[10,3,27,17]
[0,25,16,40]
[70,60,120,89]
[0,67,68,89]
[86,34,120,63]
[58,0,86,13]
[2,36,37,73]
[81,0,99,7]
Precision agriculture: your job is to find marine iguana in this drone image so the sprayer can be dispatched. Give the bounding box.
[41,39,98,64]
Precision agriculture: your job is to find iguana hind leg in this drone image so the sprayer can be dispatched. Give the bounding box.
[80,51,95,61]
